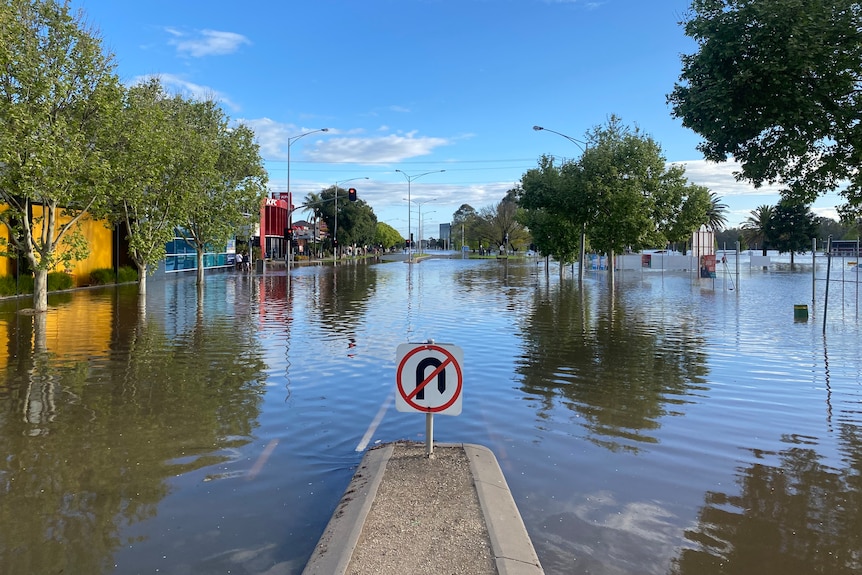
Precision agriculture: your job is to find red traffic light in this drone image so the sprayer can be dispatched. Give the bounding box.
[348,188,357,202]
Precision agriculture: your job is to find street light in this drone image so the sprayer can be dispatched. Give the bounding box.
[287,128,329,265]
[395,169,445,260]
[533,125,589,282]
[334,176,369,258]
[404,198,436,256]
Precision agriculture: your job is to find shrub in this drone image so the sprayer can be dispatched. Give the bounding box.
[89,268,116,285]
[0,275,32,296]
[47,272,73,291]
[118,266,138,283]
[88,266,138,285]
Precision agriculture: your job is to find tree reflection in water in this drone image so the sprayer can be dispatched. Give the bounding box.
[0,286,267,574]
[672,425,862,575]
[516,280,710,452]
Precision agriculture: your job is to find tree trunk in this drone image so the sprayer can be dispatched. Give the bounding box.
[608,249,616,287]
[196,251,205,285]
[32,268,48,312]
[137,263,148,296]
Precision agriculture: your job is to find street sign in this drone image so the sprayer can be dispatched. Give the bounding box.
[395,342,463,416]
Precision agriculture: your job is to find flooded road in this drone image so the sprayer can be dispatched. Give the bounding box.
[1,255,860,574]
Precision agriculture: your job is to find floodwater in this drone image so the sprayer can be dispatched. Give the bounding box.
[1,254,860,575]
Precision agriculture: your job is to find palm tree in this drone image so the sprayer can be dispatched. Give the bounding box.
[706,192,728,231]
[742,204,774,255]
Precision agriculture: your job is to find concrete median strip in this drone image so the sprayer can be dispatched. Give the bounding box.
[302,441,543,575]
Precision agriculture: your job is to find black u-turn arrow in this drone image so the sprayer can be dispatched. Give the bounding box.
[415,357,446,400]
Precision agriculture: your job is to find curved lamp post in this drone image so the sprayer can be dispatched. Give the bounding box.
[287,128,328,266]
[533,125,589,282]
[333,176,369,258]
[395,169,445,260]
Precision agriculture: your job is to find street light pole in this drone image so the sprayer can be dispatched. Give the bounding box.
[333,176,369,260]
[405,199,436,256]
[395,169,445,261]
[286,128,329,267]
[420,210,437,255]
[533,125,589,282]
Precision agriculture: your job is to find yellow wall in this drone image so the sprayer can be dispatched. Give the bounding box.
[0,213,10,277]
[2,205,114,287]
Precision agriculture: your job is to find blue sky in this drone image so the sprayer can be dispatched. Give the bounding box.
[73,0,842,239]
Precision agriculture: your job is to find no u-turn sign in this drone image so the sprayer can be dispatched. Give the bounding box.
[395,342,463,415]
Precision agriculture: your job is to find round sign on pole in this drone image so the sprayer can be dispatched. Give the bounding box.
[395,342,463,416]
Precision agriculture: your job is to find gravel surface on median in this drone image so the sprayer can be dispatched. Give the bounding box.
[346,442,496,575]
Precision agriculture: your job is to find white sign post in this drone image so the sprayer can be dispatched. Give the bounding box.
[395,340,463,455]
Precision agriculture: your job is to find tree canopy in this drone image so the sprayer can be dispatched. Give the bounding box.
[520,117,713,282]
[0,0,122,310]
[374,222,402,249]
[669,0,862,214]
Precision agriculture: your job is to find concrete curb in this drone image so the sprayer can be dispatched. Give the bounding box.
[301,443,394,575]
[301,442,543,575]
[462,443,543,575]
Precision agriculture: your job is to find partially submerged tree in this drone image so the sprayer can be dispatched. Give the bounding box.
[519,155,582,267]
[181,102,267,286]
[764,201,818,266]
[107,79,195,296]
[573,116,711,284]
[0,0,122,311]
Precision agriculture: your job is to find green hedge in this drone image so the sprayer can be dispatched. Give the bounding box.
[89,266,138,285]
[0,266,138,297]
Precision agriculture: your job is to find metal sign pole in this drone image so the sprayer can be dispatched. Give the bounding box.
[426,412,434,456]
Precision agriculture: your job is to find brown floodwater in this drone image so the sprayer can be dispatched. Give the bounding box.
[0,255,860,574]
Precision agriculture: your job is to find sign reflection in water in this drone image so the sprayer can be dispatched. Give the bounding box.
[0,256,860,575]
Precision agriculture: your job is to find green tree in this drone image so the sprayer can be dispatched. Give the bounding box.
[764,200,818,266]
[0,0,122,312]
[450,204,480,250]
[573,116,709,284]
[107,79,198,296]
[742,205,774,256]
[313,186,377,252]
[476,192,528,253]
[715,227,745,251]
[706,192,729,231]
[666,183,712,253]
[375,221,402,250]
[816,217,848,246]
[519,155,582,267]
[181,100,267,285]
[668,0,862,212]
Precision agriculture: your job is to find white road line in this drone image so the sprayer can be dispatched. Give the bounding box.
[246,438,278,480]
[355,391,393,452]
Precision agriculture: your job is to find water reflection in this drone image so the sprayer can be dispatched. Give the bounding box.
[0,259,860,575]
[0,284,267,574]
[672,425,862,575]
[516,279,709,452]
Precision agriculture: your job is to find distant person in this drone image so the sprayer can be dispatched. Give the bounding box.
[235,252,243,271]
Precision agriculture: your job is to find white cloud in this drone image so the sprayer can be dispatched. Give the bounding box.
[678,158,842,226]
[310,133,450,164]
[232,118,452,164]
[130,74,240,111]
[168,29,251,58]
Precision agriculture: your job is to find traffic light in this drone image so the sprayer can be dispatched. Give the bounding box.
[348,188,357,202]
[284,227,292,241]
